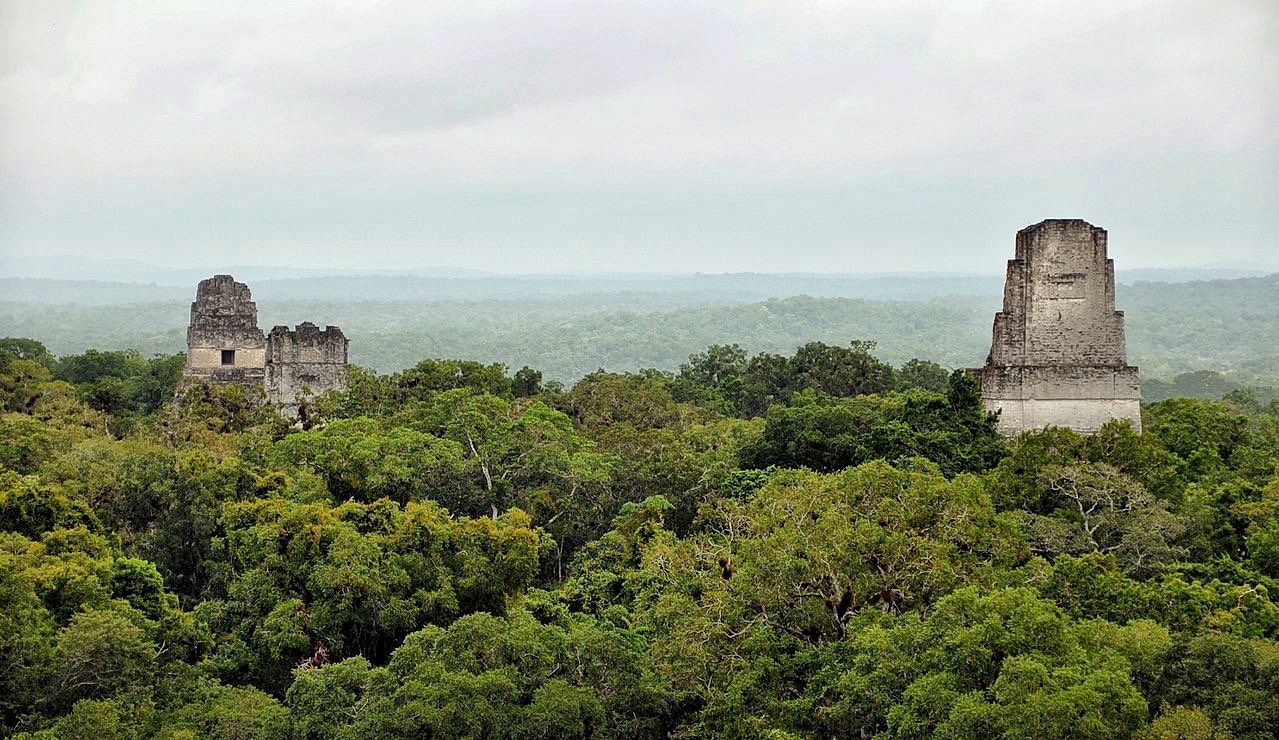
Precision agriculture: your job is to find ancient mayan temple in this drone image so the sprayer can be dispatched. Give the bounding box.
[265,322,349,411]
[975,219,1141,436]
[184,275,348,413]
[184,275,267,386]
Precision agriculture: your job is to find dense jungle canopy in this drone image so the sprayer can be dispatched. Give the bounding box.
[2,336,1278,738]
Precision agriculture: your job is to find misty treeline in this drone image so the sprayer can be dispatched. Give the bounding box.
[3,335,1279,738]
[3,272,1277,388]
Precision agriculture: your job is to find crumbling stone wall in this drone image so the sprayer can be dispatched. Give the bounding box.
[976,220,1142,435]
[266,322,348,414]
[184,275,266,385]
[183,275,347,413]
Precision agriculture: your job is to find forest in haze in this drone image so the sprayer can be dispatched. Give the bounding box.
[2,335,1279,738]
[2,271,1277,391]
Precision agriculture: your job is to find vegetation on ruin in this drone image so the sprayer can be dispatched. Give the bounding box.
[3,336,1279,737]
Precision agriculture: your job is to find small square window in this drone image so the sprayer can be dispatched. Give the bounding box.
[221,349,235,365]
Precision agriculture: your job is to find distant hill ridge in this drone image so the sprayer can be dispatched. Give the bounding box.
[2,254,1273,288]
[2,273,1276,384]
[3,267,1276,306]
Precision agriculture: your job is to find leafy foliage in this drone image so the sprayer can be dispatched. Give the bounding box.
[3,335,1279,737]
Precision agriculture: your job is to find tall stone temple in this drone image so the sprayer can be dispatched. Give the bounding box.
[974,219,1141,436]
[183,275,348,413]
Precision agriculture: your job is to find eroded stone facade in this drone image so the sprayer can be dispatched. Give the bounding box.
[184,275,347,411]
[266,322,349,415]
[975,220,1141,435]
[184,275,267,385]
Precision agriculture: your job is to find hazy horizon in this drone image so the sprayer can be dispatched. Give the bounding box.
[3,2,1277,274]
[4,252,1277,285]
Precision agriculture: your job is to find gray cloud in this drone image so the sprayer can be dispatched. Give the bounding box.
[1,0,1276,272]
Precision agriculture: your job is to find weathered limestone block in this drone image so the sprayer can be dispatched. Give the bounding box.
[266,322,349,412]
[184,275,266,384]
[976,220,1142,435]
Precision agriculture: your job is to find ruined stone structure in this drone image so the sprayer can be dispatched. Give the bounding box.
[975,220,1141,436]
[184,275,267,386]
[184,275,348,412]
[265,322,349,414]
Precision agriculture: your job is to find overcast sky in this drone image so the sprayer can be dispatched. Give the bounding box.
[1,0,1276,274]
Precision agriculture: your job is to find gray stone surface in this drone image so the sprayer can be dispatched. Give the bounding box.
[976,220,1142,435]
[266,321,349,415]
[182,275,347,412]
[184,275,266,385]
